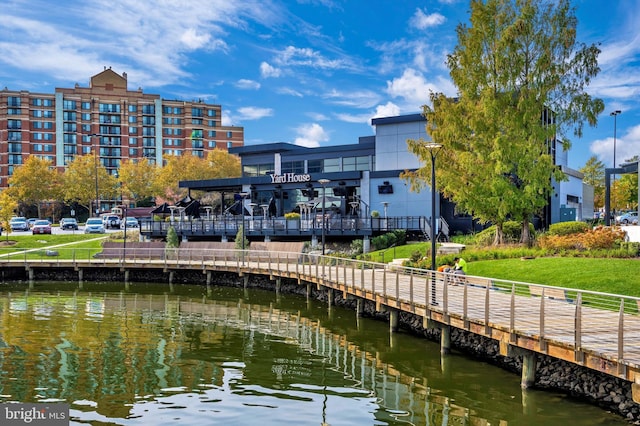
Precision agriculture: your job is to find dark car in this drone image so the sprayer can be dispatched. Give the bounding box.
[60,217,79,230]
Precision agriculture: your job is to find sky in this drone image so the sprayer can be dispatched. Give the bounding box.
[1,0,639,171]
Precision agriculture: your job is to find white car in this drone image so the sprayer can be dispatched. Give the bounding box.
[84,217,106,234]
[616,211,638,225]
[121,217,139,229]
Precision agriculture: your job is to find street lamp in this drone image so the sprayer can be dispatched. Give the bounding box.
[610,110,622,217]
[89,133,100,216]
[425,142,442,305]
[122,205,127,263]
[239,192,249,255]
[318,179,331,255]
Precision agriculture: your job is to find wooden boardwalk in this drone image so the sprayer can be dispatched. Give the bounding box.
[2,248,640,395]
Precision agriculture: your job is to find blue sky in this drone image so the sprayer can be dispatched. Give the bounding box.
[1,0,639,170]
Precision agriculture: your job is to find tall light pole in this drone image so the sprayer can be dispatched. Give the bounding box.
[240,192,249,257]
[610,110,621,218]
[318,179,330,255]
[89,133,100,217]
[425,142,442,305]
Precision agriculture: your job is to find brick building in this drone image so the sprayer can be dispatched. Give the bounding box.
[0,67,244,187]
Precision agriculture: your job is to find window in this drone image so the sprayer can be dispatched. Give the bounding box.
[63,123,77,132]
[63,111,77,121]
[129,137,138,145]
[32,98,53,107]
[43,122,53,129]
[129,148,139,156]
[8,108,21,115]
[192,107,203,117]
[82,101,91,110]
[143,138,155,147]
[129,127,138,135]
[63,145,77,155]
[128,104,137,113]
[63,134,77,143]
[81,113,91,121]
[323,158,340,172]
[207,109,217,117]
[7,120,21,129]
[99,103,120,113]
[7,96,21,107]
[63,100,77,110]
[226,131,233,138]
[8,154,23,165]
[208,120,217,127]
[81,124,91,132]
[192,140,203,149]
[192,118,202,125]
[8,131,22,141]
[141,104,155,114]
[308,159,322,173]
[142,127,155,136]
[8,143,22,153]
[129,116,137,123]
[282,160,304,174]
[142,116,155,125]
[208,130,217,137]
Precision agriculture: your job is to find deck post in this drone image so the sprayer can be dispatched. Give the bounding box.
[276,278,281,295]
[168,271,174,284]
[206,271,212,285]
[327,288,333,308]
[356,298,364,317]
[363,236,370,253]
[243,275,249,289]
[521,351,537,388]
[306,282,311,299]
[389,308,399,332]
[124,270,130,283]
[27,267,34,285]
[78,268,83,285]
[440,325,451,354]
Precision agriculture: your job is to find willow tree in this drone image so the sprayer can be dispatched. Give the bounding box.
[405,0,603,245]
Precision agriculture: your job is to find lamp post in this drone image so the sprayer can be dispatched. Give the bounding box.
[122,205,127,263]
[240,192,249,258]
[89,133,100,216]
[610,110,621,218]
[425,142,442,305]
[318,179,331,255]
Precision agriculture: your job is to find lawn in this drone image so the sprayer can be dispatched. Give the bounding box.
[0,234,108,260]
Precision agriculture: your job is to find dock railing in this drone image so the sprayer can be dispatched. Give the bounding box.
[1,247,639,377]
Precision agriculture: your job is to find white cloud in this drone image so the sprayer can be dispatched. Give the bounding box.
[323,88,381,108]
[276,87,304,97]
[260,61,282,78]
[590,124,640,166]
[307,112,329,121]
[385,68,456,111]
[235,79,261,90]
[180,28,214,50]
[236,106,274,120]
[372,102,402,120]
[273,45,359,72]
[409,8,446,30]
[294,123,329,147]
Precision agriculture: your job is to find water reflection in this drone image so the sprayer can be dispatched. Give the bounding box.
[0,282,628,425]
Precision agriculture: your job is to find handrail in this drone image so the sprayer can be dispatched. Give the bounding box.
[2,247,640,375]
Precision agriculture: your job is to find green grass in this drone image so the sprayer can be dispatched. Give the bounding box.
[0,234,108,260]
[468,257,640,296]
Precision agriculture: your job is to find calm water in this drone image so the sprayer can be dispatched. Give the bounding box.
[0,281,628,426]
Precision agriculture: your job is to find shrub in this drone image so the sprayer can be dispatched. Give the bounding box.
[371,230,406,251]
[371,210,380,218]
[538,226,627,251]
[284,212,300,220]
[547,221,590,236]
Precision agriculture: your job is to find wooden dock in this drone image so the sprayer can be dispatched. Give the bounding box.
[1,247,640,400]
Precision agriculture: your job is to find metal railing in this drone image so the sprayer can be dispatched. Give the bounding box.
[2,247,639,375]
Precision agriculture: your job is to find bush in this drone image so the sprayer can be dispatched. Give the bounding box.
[538,225,627,251]
[284,212,300,220]
[371,230,406,251]
[547,221,590,236]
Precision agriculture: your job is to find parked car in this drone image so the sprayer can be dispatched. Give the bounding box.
[616,211,638,225]
[27,218,38,228]
[32,220,52,234]
[9,217,29,232]
[121,217,139,229]
[60,217,79,230]
[102,215,121,229]
[84,217,106,234]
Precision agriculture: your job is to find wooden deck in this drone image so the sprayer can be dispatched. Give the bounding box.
[2,248,640,392]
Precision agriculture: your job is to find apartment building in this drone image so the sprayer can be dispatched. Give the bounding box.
[0,67,244,187]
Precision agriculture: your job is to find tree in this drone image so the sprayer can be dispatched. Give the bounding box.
[613,155,639,211]
[0,190,18,242]
[62,155,119,215]
[155,151,240,203]
[579,156,605,210]
[404,0,603,245]
[6,156,61,218]
[117,159,159,206]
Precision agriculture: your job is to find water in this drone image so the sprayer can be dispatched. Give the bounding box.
[0,281,628,425]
